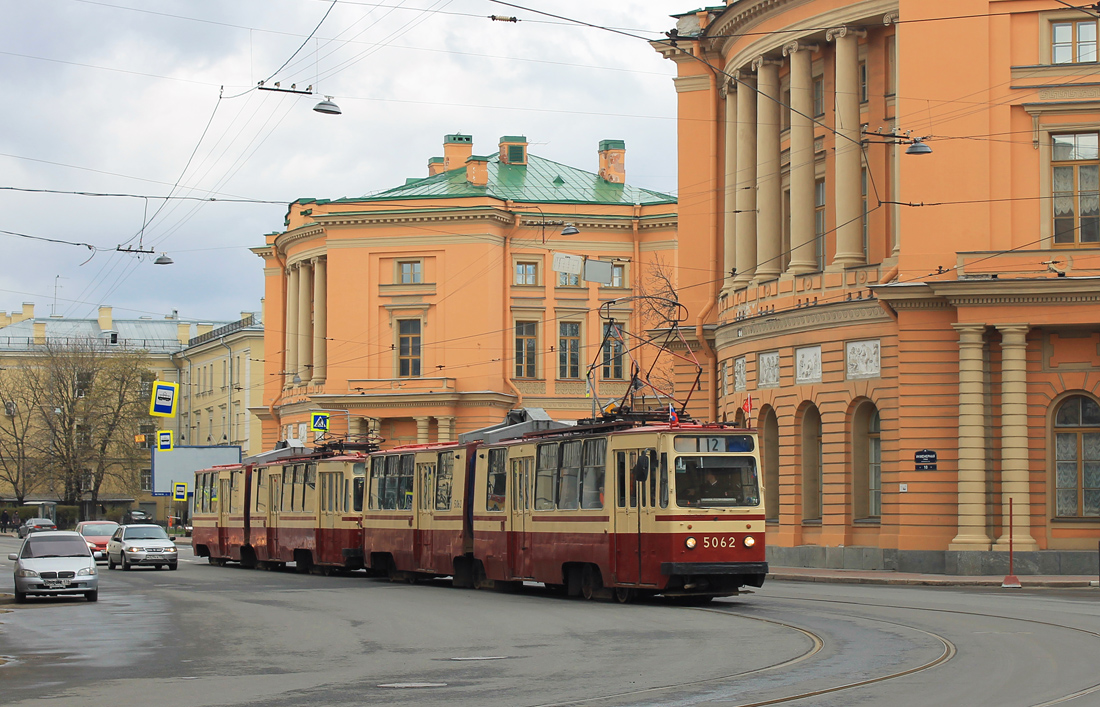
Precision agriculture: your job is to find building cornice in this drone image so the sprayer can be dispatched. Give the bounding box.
[872,277,1100,309]
[716,301,890,348]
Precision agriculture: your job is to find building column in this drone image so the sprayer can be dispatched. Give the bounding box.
[312,256,327,385]
[950,323,992,550]
[784,41,820,274]
[285,264,300,387]
[733,70,758,286]
[827,26,866,267]
[995,324,1039,551]
[297,260,313,384]
[722,80,737,293]
[414,416,430,444]
[436,416,456,443]
[754,56,783,281]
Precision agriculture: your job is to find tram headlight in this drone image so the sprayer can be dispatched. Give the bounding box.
[743,536,755,548]
[685,537,697,550]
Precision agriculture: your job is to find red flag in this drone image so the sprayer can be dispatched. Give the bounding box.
[741,395,753,414]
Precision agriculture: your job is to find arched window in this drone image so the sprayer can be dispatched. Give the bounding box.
[852,403,882,520]
[1054,395,1100,517]
[762,408,779,521]
[801,404,822,520]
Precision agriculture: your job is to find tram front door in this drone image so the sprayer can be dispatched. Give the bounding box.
[613,450,642,584]
[218,477,231,556]
[509,457,533,579]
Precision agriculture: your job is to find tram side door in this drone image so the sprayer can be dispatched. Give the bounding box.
[218,476,232,554]
[510,457,533,579]
[318,472,336,563]
[267,470,280,559]
[416,461,435,570]
[613,450,641,585]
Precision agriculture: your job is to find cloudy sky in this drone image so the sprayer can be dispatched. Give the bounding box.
[0,0,686,325]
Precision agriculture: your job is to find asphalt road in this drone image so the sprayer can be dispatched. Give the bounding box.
[1,534,1098,706]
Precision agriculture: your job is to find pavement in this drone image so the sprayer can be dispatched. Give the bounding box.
[2,531,1093,587]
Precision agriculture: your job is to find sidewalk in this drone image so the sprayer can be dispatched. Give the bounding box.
[768,566,1097,587]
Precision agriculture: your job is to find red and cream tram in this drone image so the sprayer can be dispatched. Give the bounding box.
[192,445,371,573]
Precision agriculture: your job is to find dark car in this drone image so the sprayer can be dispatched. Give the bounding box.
[123,509,150,524]
[17,517,57,539]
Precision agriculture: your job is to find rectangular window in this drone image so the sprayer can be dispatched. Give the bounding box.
[610,263,625,288]
[601,323,626,380]
[398,455,414,510]
[397,319,421,377]
[862,167,869,258]
[814,178,827,270]
[399,261,422,284]
[780,85,791,131]
[885,35,896,97]
[141,468,152,492]
[515,321,537,378]
[559,322,581,379]
[436,452,453,510]
[558,271,580,287]
[138,423,155,449]
[858,60,868,103]
[486,448,506,511]
[812,76,824,117]
[1053,20,1098,64]
[616,452,627,508]
[514,261,538,285]
[558,440,582,510]
[534,443,557,510]
[580,438,606,509]
[1053,133,1100,245]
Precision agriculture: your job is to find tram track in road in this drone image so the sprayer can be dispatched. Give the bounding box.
[526,605,955,707]
[759,593,1100,707]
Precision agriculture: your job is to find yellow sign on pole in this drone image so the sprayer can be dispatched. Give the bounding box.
[310,412,331,432]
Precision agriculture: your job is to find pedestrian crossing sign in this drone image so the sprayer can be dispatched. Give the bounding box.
[157,430,174,451]
[149,381,179,418]
[310,412,330,432]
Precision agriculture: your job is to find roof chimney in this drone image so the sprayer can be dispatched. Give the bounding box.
[177,322,191,345]
[598,140,626,184]
[466,155,490,186]
[443,134,473,171]
[15,303,34,323]
[0,312,9,328]
[498,135,528,165]
[97,305,113,332]
[197,323,214,337]
[428,157,445,176]
[33,321,46,345]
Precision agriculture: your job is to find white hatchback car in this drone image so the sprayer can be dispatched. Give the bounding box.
[10,530,99,602]
[106,524,179,570]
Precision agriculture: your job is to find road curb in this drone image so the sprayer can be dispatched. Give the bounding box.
[767,572,1095,588]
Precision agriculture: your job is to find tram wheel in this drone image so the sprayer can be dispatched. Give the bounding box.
[614,587,634,604]
[581,565,601,601]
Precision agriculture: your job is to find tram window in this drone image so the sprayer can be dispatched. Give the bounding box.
[675,456,760,508]
[255,473,265,513]
[616,452,626,508]
[281,468,290,511]
[629,452,638,508]
[419,463,435,510]
[353,476,365,512]
[436,452,453,510]
[369,457,383,509]
[398,455,415,510]
[557,441,581,510]
[304,468,317,513]
[535,443,558,510]
[649,450,658,508]
[660,453,669,508]
[486,448,507,512]
[580,438,606,509]
[306,465,317,488]
[382,456,399,509]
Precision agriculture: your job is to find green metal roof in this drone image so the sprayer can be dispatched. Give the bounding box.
[361,153,675,206]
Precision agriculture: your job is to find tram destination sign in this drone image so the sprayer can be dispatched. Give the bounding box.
[914,449,938,471]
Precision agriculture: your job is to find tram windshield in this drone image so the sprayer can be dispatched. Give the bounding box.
[674,456,759,508]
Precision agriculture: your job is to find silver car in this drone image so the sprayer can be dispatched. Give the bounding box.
[106,524,179,570]
[9,531,100,603]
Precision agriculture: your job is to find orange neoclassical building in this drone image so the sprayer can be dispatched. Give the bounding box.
[253,135,677,451]
[661,1,1100,573]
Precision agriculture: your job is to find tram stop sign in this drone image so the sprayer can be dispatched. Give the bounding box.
[148,381,179,418]
[173,482,187,502]
[915,449,937,470]
[157,430,174,452]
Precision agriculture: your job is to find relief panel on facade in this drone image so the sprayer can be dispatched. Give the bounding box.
[734,356,747,392]
[846,339,881,380]
[758,352,780,388]
[795,346,822,384]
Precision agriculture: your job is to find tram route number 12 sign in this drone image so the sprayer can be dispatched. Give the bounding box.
[915,449,937,471]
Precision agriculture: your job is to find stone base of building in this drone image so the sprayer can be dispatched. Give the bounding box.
[767,545,1100,576]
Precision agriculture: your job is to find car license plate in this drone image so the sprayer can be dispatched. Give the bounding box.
[45,580,70,589]
[146,554,164,560]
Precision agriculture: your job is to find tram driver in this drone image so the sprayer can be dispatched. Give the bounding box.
[676,457,758,507]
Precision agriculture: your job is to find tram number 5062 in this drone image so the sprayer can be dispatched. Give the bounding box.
[702,536,736,549]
